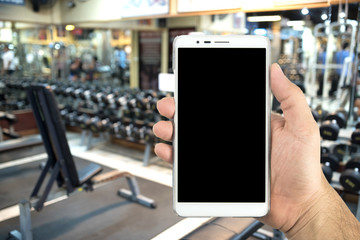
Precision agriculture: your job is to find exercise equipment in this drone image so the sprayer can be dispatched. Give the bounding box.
[0,111,21,140]
[182,218,285,240]
[340,157,360,193]
[0,110,42,153]
[347,120,360,145]
[332,142,358,161]
[9,85,156,240]
[351,129,360,145]
[309,20,357,98]
[321,153,340,183]
[2,77,170,166]
[320,111,347,140]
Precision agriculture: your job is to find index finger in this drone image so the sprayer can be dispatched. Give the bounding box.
[157,97,175,119]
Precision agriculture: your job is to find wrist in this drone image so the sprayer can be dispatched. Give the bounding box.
[285,175,335,239]
[286,174,360,240]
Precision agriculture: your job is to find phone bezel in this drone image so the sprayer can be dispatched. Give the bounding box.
[173,35,271,217]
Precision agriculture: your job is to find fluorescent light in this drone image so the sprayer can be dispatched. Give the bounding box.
[65,25,75,31]
[254,28,267,36]
[247,15,281,22]
[287,20,305,27]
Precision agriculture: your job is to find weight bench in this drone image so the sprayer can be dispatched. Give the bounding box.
[183,218,285,240]
[9,85,155,240]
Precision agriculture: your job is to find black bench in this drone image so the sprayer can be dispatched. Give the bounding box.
[183,218,285,240]
[26,85,103,211]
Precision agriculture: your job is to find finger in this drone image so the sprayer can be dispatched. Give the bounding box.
[154,143,173,163]
[153,121,173,142]
[270,63,315,131]
[157,97,175,119]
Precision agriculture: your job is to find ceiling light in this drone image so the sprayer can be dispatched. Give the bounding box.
[65,25,75,31]
[54,43,61,50]
[247,15,282,22]
[301,8,309,15]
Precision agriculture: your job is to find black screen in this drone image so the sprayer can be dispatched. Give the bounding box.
[177,47,266,202]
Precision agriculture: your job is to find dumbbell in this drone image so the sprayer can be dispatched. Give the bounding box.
[115,94,129,108]
[144,127,156,144]
[133,108,146,121]
[63,86,75,98]
[340,157,360,192]
[351,126,360,145]
[311,109,320,122]
[103,92,118,106]
[145,110,156,123]
[110,121,127,138]
[321,153,340,183]
[130,124,146,142]
[71,87,85,99]
[89,116,110,133]
[79,89,92,101]
[75,114,90,130]
[64,111,79,127]
[332,142,358,162]
[320,111,347,141]
[91,92,105,104]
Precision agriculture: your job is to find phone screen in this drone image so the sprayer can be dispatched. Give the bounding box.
[177,47,266,203]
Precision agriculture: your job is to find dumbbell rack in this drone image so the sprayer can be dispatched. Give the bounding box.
[327,170,360,220]
[1,78,169,166]
[52,81,169,166]
[321,128,360,220]
[79,128,153,166]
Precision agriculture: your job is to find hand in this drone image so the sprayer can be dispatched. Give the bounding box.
[259,63,322,232]
[153,64,360,239]
[153,97,175,162]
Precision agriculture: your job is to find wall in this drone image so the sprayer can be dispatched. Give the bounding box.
[0,0,61,24]
[58,0,123,24]
[1,0,347,25]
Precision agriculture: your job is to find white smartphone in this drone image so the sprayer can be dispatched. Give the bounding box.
[173,35,271,217]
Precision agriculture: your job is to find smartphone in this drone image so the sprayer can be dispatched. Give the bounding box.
[173,35,270,217]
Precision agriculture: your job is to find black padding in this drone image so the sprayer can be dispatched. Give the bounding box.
[78,163,102,185]
[183,218,261,240]
[27,85,103,189]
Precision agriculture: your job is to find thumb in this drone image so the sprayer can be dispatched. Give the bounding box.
[271,63,315,131]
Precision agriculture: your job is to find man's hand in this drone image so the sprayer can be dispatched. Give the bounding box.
[153,64,360,239]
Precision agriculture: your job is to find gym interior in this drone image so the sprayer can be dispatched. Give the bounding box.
[1,0,360,239]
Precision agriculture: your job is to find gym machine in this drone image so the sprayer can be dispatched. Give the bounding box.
[9,85,156,240]
[309,19,357,100]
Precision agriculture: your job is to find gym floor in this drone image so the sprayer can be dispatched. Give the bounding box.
[1,131,359,239]
[1,132,261,240]
[0,132,185,239]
